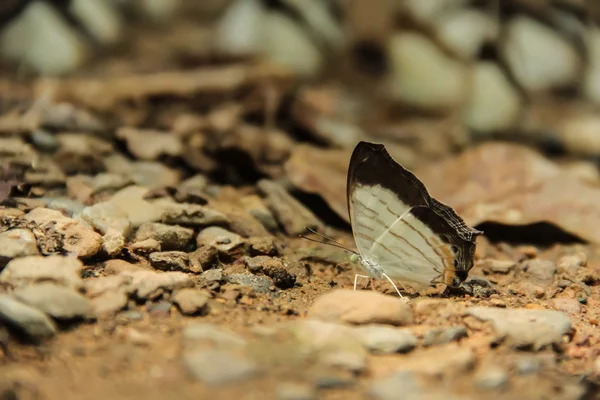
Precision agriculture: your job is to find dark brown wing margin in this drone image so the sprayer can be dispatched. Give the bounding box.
[346,141,483,243]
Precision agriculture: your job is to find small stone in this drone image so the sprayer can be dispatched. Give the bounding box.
[196,227,243,253]
[13,283,91,320]
[0,255,84,289]
[392,345,475,377]
[79,202,131,237]
[102,229,126,257]
[149,251,190,272]
[90,291,128,316]
[275,382,316,400]
[120,270,194,300]
[557,253,587,273]
[241,195,279,232]
[552,298,582,314]
[522,259,556,286]
[189,246,219,273]
[516,357,542,375]
[467,307,572,349]
[423,326,468,347]
[182,323,247,349]
[84,275,131,298]
[157,201,229,227]
[117,127,183,160]
[129,238,161,255]
[0,229,40,267]
[246,236,280,256]
[226,273,273,293]
[125,328,153,346]
[147,301,172,317]
[368,372,422,400]
[24,208,102,258]
[103,259,146,275]
[0,295,56,340]
[135,223,194,251]
[199,269,223,284]
[257,179,323,236]
[474,366,509,390]
[172,288,210,315]
[244,256,296,289]
[355,325,417,354]
[482,259,515,274]
[308,289,413,326]
[183,349,260,385]
[107,186,165,228]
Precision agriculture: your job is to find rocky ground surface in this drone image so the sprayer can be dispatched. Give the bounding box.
[2,4,600,399]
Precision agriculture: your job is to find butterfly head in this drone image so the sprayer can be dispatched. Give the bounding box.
[441,268,469,288]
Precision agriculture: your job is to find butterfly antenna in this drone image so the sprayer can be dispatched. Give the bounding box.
[299,227,360,256]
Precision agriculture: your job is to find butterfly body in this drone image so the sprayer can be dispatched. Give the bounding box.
[347,141,482,290]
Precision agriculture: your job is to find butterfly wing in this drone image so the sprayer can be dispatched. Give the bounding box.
[347,141,482,285]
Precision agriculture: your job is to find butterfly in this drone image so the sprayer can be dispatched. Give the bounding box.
[302,141,483,297]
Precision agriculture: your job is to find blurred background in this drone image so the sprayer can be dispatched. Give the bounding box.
[3,0,600,228]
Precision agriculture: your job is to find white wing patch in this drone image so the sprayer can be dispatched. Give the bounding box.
[350,183,453,285]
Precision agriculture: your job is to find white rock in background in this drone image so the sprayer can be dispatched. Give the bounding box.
[259,11,324,78]
[402,0,469,24]
[435,9,498,60]
[387,32,468,109]
[280,0,345,50]
[463,62,522,133]
[501,16,581,92]
[136,0,181,22]
[71,0,122,45]
[214,0,266,56]
[0,1,89,75]
[583,28,600,103]
[557,113,600,156]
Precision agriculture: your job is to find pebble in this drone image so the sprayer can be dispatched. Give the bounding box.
[129,238,161,255]
[552,298,582,314]
[182,322,247,349]
[23,208,103,258]
[244,256,296,289]
[101,229,126,256]
[183,349,260,385]
[482,259,515,274]
[474,366,509,390]
[90,291,129,316]
[308,289,413,326]
[522,259,556,286]
[196,227,243,253]
[557,253,587,273]
[246,236,280,256]
[226,273,273,293]
[199,269,223,284]
[275,382,316,400]
[355,325,417,354]
[13,283,91,320]
[147,301,172,317]
[106,186,165,228]
[120,270,194,300]
[285,320,367,372]
[172,288,210,315]
[368,372,423,400]
[116,127,183,160]
[157,201,229,227]
[516,357,542,375]
[0,255,84,289]
[0,295,56,340]
[79,202,131,237]
[391,345,475,377]
[135,223,194,251]
[467,307,571,349]
[0,229,40,267]
[149,251,190,272]
[423,326,468,347]
[189,246,219,273]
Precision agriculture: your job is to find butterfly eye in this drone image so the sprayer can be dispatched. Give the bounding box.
[451,245,459,253]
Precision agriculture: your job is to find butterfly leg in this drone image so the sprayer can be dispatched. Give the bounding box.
[382,273,403,298]
[353,274,370,291]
